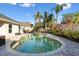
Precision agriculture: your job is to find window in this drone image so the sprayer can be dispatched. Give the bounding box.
[9,24,12,33]
[31,24,33,27]
[19,26,20,32]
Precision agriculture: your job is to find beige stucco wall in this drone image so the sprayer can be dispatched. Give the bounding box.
[20,26,24,34]
[0,23,8,36]
[6,24,20,39]
[12,25,19,35]
[24,27,33,31]
[0,23,23,39]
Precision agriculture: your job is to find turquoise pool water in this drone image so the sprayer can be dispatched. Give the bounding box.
[14,35,62,53]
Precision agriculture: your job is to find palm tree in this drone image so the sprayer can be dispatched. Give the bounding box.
[52,4,67,22]
[62,13,74,25]
[74,12,79,24]
[42,10,55,29]
[34,11,43,24]
[34,12,43,31]
[46,13,54,28]
[43,11,48,29]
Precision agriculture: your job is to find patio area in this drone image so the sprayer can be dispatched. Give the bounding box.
[0,34,79,56]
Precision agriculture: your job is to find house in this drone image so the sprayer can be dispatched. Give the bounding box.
[0,14,34,46]
[20,22,33,33]
[0,14,24,39]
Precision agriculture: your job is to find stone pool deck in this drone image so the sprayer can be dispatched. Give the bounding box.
[0,35,79,56]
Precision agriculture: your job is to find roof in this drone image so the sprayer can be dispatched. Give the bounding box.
[20,22,33,27]
[0,13,20,25]
[0,14,33,26]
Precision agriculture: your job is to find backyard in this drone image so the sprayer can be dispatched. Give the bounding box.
[33,3,79,43]
[0,3,79,56]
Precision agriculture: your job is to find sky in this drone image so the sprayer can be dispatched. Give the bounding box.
[0,3,79,24]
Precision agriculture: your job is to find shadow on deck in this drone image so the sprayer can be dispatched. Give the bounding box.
[0,36,5,46]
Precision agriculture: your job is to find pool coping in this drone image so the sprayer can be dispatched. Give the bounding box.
[6,33,65,56]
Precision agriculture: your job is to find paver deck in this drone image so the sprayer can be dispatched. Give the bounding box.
[0,35,79,56]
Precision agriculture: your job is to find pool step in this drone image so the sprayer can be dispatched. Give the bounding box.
[11,41,20,49]
[11,35,33,49]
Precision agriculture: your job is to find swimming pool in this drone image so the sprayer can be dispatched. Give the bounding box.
[11,34,62,54]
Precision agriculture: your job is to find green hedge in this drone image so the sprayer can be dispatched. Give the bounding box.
[49,28,79,43]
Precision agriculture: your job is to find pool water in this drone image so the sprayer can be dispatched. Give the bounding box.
[14,35,62,53]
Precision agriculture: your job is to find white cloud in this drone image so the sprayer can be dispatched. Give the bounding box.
[19,3,35,7]
[63,3,71,9]
[57,3,65,5]
[9,3,17,5]
[32,4,35,7]
[8,3,35,7]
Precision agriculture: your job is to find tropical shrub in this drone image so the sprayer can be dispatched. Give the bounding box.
[49,27,79,43]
